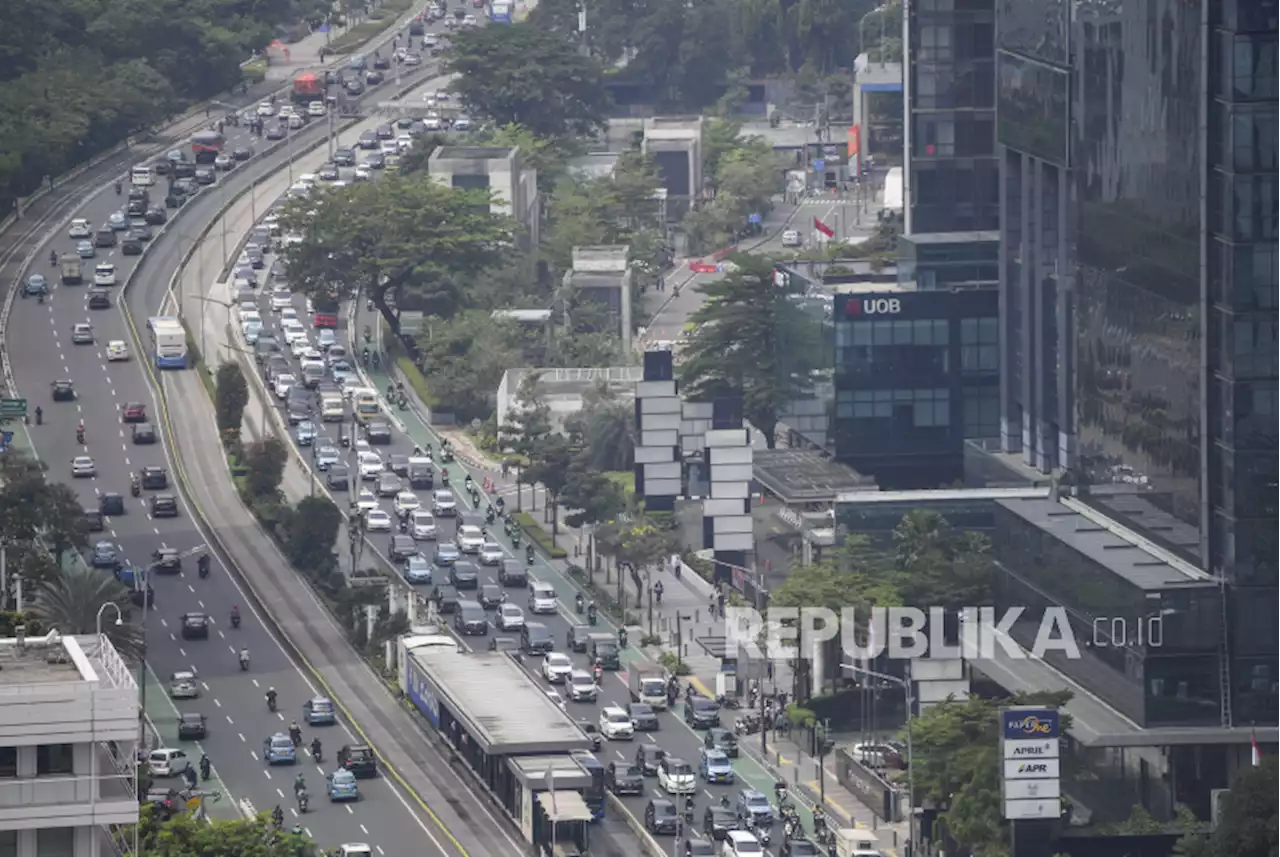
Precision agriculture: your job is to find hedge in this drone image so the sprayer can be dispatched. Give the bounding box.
[513,511,568,559]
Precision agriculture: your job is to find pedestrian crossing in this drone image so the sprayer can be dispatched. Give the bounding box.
[797,197,862,206]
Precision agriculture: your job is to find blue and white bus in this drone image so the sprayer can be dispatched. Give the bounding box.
[488,0,512,23]
[147,317,188,369]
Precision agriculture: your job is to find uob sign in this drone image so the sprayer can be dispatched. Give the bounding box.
[847,297,902,317]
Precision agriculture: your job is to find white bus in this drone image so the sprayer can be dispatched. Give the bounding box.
[882,166,904,215]
[130,164,155,187]
[147,317,188,369]
[351,388,380,423]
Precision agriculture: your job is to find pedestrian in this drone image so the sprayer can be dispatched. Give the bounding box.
[501,460,510,478]
[708,595,717,619]
[205,105,210,118]
[717,592,726,616]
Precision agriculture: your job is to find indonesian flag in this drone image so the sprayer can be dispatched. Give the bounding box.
[814,217,835,238]
[1252,730,1261,767]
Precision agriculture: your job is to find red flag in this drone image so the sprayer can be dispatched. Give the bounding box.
[1252,730,1261,767]
[813,217,835,238]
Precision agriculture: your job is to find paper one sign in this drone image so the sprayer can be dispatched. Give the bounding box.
[1000,706,1062,821]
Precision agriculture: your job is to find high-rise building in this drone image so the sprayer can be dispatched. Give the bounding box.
[997,0,1278,727]
[0,631,139,857]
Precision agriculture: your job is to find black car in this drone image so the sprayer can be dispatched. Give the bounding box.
[366,152,385,169]
[338,744,377,778]
[373,56,391,70]
[703,806,738,841]
[566,624,592,652]
[358,130,378,150]
[389,534,418,562]
[344,80,365,95]
[150,494,179,518]
[704,727,739,757]
[90,541,122,569]
[628,703,660,731]
[121,236,143,255]
[376,123,395,140]
[685,697,721,729]
[365,420,392,444]
[140,466,168,490]
[52,380,75,401]
[151,546,181,572]
[177,713,207,740]
[126,199,147,217]
[193,168,216,185]
[132,422,157,444]
[449,560,479,588]
[180,613,209,640]
[635,744,666,776]
[478,583,503,609]
[498,558,526,586]
[327,464,351,491]
[88,289,111,309]
[432,583,460,613]
[779,840,821,857]
[334,148,357,166]
[520,622,554,655]
[365,70,385,85]
[684,840,716,857]
[232,146,253,161]
[388,454,410,476]
[145,207,167,225]
[265,125,286,141]
[83,509,105,532]
[453,600,488,636]
[645,799,679,835]
[606,762,644,795]
[99,493,125,516]
[318,163,340,182]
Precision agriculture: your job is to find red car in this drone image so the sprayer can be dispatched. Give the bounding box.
[122,402,147,423]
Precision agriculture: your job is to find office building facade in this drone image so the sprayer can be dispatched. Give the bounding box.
[997,0,1278,727]
[0,632,139,857]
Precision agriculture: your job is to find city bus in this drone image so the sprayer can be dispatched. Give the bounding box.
[569,750,605,820]
[146,317,188,369]
[191,130,225,164]
[351,388,380,423]
[130,164,155,186]
[488,0,512,22]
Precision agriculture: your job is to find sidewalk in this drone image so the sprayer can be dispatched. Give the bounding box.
[368,331,911,853]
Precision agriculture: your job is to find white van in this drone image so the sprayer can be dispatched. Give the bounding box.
[320,392,345,422]
[93,263,116,286]
[148,748,191,777]
[131,164,155,186]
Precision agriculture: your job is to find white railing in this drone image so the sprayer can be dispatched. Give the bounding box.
[0,773,136,809]
[83,634,138,692]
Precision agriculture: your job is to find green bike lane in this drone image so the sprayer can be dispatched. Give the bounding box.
[359,351,833,843]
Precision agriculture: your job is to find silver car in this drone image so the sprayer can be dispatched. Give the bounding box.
[168,671,200,699]
[314,444,341,470]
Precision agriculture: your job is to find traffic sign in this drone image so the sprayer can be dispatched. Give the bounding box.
[812,158,825,172]
[0,398,27,419]
[748,213,761,224]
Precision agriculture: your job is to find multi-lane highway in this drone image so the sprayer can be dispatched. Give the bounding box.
[1,13,513,857]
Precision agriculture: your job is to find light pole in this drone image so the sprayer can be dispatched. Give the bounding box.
[843,661,915,854]
[191,295,235,371]
[95,602,123,648]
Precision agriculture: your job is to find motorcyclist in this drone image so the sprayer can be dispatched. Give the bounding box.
[574,593,584,614]
[50,250,58,266]
[130,472,141,496]
[199,753,212,780]
[34,406,42,425]
[230,604,241,628]
[293,772,307,796]
[618,627,628,648]
[592,662,603,684]
[526,543,535,564]
[198,555,210,578]
[238,647,250,670]
[586,603,597,625]
[653,580,664,604]
[290,825,305,836]
[719,794,731,809]
[271,805,284,828]
[310,738,322,761]
[485,506,496,525]
[114,180,122,195]
[76,421,85,444]
[289,721,302,747]
[266,687,277,712]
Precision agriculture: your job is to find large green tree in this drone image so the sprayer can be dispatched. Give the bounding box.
[412,310,521,422]
[443,24,611,138]
[137,803,318,856]
[678,254,826,447]
[277,175,513,344]
[891,509,994,610]
[0,452,89,579]
[32,565,142,659]
[1175,755,1278,857]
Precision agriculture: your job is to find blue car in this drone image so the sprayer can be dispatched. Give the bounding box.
[698,748,734,784]
[90,541,121,569]
[405,555,432,584]
[433,543,461,566]
[327,768,360,802]
[264,733,297,765]
[24,274,48,296]
[303,696,336,726]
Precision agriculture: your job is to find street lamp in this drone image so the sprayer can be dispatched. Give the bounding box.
[842,661,915,853]
[95,602,123,650]
[190,294,235,369]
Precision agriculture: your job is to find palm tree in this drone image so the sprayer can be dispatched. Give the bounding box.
[30,565,143,660]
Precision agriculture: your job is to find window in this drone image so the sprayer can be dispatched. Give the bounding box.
[1232,34,1278,102]
[1234,242,1279,310]
[960,316,999,372]
[37,744,73,775]
[1233,112,1279,173]
[0,831,15,857]
[36,828,74,857]
[0,747,14,778]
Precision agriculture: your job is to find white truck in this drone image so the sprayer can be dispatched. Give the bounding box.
[627,663,669,710]
[319,391,345,422]
[60,255,83,285]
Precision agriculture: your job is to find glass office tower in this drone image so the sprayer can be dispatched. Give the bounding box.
[997,0,1278,727]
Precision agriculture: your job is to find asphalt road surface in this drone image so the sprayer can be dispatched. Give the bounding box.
[5,17,497,857]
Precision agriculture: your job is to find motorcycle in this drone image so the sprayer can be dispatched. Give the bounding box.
[753,825,771,846]
[266,694,277,713]
[310,741,322,763]
[717,694,740,710]
[783,817,800,840]
[397,394,407,410]
[238,652,250,671]
[682,799,696,822]
[526,544,535,566]
[586,606,598,627]
[76,428,85,445]
[574,596,584,615]
[199,757,212,781]
[130,479,141,497]
[297,790,309,814]
[511,531,522,549]
[230,611,241,629]
[734,713,761,736]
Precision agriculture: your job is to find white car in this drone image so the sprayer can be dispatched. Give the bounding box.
[357,451,383,480]
[396,134,413,152]
[72,456,96,477]
[657,757,696,794]
[290,336,313,357]
[271,290,293,311]
[478,540,504,565]
[147,748,191,777]
[496,603,525,631]
[238,308,262,326]
[528,582,557,614]
[354,165,372,181]
[356,489,379,513]
[257,101,275,117]
[93,263,116,286]
[781,229,801,247]
[456,525,484,553]
[105,340,129,361]
[280,307,300,325]
[393,491,420,518]
[273,374,296,399]
[69,218,92,239]
[541,653,573,684]
[452,116,472,131]
[431,490,457,516]
[297,173,317,188]
[307,101,327,117]
[598,706,635,740]
[722,831,764,856]
[365,509,392,532]
[410,509,437,540]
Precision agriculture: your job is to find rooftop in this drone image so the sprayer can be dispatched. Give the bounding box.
[432,146,515,162]
[754,449,878,504]
[568,271,626,290]
[0,632,135,691]
[996,497,1211,590]
[836,486,1051,505]
[507,753,595,789]
[410,650,593,754]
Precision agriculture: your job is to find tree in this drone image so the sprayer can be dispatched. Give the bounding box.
[561,461,628,534]
[891,510,994,610]
[277,175,513,347]
[413,310,522,421]
[1173,756,1278,857]
[679,254,826,447]
[136,803,318,856]
[443,24,611,138]
[31,565,142,659]
[908,691,1073,857]
[525,434,577,536]
[566,384,636,472]
[499,372,553,511]
[214,362,249,438]
[0,452,90,578]
[282,495,342,574]
[242,439,287,499]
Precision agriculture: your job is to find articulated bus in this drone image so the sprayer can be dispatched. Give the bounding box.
[147,317,188,369]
